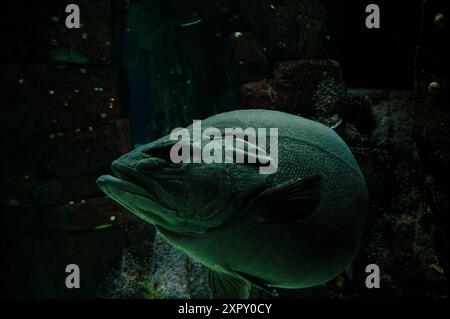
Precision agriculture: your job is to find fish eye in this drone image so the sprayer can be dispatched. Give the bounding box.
[151,147,168,158]
[142,145,172,162]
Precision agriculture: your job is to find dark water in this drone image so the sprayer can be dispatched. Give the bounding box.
[123,9,154,148]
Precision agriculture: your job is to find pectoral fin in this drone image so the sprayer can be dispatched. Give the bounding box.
[208,270,250,299]
[255,175,322,224]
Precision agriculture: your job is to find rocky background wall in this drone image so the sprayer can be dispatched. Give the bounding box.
[0,0,448,298]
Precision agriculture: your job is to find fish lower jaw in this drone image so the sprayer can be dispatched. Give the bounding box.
[97,175,150,198]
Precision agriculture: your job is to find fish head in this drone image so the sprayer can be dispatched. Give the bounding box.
[97,135,271,235]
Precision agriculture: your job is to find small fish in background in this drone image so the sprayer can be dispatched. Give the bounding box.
[97,109,368,298]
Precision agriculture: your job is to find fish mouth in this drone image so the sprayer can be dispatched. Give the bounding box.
[97,161,154,199]
[98,161,179,226]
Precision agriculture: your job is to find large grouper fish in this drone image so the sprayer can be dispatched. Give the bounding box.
[97,109,368,298]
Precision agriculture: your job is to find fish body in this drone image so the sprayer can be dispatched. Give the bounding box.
[97,109,368,298]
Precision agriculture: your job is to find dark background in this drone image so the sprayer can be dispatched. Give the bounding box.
[0,0,448,299]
